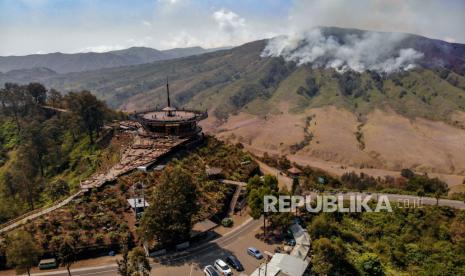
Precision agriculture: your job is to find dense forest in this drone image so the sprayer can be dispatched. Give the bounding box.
[0,82,120,224]
[304,206,465,275]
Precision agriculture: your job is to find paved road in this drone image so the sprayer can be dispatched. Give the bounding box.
[318,192,465,209]
[28,217,267,276]
[372,192,465,209]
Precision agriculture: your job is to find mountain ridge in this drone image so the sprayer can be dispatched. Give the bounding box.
[0,46,222,74]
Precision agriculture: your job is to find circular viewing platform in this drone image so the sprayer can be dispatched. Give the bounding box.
[134,107,208,138]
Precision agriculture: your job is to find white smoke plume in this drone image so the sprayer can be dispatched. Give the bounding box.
[261,28,424,74]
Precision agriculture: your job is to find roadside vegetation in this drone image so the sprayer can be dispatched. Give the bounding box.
[302,205,465,275]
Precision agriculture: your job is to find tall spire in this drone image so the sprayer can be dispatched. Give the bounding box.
[166,76,171,108]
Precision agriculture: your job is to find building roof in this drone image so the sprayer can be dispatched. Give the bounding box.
[191,219,217,237]
[39,258,57,264]
[250,253,309,276]
[205,166,223,176]
[162,106,177,112]
[153,164,166,171]
[287,167,302,175]
[127,198,150,209]
[290,223,311,260]
[141,110,197,121]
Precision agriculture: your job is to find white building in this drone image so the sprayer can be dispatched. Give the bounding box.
[251,223,311,276]
[250,253,309,276]
[127,198,149,217]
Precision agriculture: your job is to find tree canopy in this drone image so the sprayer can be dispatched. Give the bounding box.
[140,165,198,246]
[5,230,42,276]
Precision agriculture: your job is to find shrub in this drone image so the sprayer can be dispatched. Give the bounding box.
[221,218,233,228]
[94,233,105,244]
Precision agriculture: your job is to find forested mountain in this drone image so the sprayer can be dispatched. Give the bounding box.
[2,27,465,176]
[0,46,218,73]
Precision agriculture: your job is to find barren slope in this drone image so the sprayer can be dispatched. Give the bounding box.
[202,106,465,187]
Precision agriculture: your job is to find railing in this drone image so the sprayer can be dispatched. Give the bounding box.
[0,190,83,234]
[134,108,208,123]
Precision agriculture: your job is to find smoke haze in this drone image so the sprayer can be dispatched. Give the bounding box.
[261,28,424,74]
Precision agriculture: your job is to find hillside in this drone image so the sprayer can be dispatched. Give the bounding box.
[0,46,217,73]
[2,27,465,177]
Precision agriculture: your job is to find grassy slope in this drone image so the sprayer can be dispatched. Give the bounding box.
[0,124,123,224]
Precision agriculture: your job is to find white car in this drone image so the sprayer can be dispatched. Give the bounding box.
[204,265,219,276]
[214,259,232,275]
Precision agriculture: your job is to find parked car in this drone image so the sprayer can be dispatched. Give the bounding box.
[247,247,263,259]
[204,265,219,276]
[214,259,232,275]
[226,255,244,271]
[38,258,58,270]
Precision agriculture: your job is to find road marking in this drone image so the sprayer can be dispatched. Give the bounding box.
[74,269,117,276]
[189,263,194,276]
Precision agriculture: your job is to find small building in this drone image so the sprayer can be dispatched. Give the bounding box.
[287,167,303,178]
[191,219,217,238]
[289,223,310,260]
[250,253,309,276]
[205,166,223,179]
[127,198,150,217]
[153,164,166,171]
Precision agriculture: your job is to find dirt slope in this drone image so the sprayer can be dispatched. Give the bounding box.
[201,106,465,188]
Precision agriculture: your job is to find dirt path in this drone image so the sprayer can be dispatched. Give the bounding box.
[288,155,465,194]
[254,159,293,191]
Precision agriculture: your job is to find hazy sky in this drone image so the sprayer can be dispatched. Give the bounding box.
[0,0,464,56]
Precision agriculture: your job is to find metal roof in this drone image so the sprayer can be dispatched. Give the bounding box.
[127,198,150,209]
[250,253,309,276]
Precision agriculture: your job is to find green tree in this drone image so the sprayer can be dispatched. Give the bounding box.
[20,121,50,177]
[117,251,129,276]
[6,230,42,276]
[248,187,270,220]
[246,175,261,195]
[27,83,47,105]
[308,214,340,240]
[431,178,449,205]
[311,238,345,275]
[9,154,41,210]
[356,253,384,276]
[247,175,279,240]
[47,88,64,107]
[292,177,300,195]
[401,168,415,179]
[58,237,77,276]
[140,166,198,246]
[127,248,151,276]
[46,179,70,201]
[117,233,132,276]
[65,91,106,144]
[3,83,23,132]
